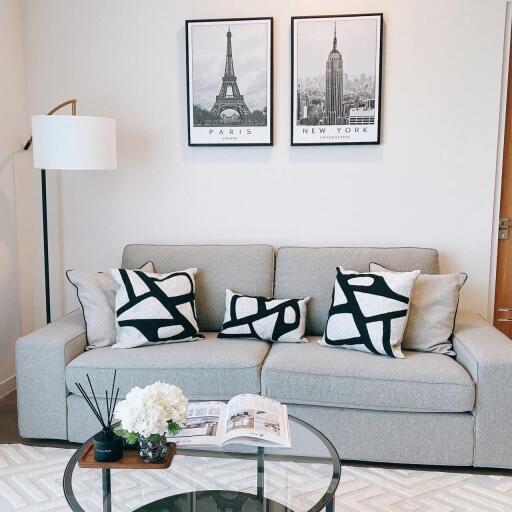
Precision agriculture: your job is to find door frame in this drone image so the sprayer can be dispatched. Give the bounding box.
[489,4,512,321]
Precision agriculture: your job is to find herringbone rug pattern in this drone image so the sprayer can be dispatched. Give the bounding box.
[1,444,512,511]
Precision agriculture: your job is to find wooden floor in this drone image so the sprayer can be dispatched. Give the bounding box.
[2,390,512,476]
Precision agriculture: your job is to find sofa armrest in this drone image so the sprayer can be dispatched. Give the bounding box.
[453,311,512,468]
[16,309,86,440]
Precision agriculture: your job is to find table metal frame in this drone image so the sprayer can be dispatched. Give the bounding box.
[63,415,340,512]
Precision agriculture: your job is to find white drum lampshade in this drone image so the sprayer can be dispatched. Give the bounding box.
[31,115,117,170]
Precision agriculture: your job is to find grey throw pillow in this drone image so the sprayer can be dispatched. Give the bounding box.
[66,261,154,349]
[369,263,467,355]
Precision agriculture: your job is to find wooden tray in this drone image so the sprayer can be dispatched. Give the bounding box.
[78,442,176,469]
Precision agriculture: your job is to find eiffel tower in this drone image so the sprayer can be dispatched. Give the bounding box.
[211,27,251,120]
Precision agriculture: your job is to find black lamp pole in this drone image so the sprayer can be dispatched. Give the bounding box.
[41,168,51,324]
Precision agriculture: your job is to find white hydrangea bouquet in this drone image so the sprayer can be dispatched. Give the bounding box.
[114,382,188,462]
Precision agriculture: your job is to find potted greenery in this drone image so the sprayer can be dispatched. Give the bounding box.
[114,382,188,462]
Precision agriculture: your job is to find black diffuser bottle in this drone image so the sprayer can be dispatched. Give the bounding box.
[93,428,123,462]
[76,370,123,462]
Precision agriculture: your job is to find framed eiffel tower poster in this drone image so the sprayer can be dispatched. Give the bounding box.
[186,18,273,146]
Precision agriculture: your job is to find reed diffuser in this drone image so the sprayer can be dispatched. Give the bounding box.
[75,370,123,462]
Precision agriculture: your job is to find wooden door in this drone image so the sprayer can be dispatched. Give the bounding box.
[494,38,512,338]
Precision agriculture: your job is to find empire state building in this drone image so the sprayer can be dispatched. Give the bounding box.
[324,23,344,125]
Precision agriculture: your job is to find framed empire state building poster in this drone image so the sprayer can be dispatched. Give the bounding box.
[291,14,383,145]
[186,18,273,146]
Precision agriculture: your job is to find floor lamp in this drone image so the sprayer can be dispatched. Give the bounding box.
[24,99,117,324]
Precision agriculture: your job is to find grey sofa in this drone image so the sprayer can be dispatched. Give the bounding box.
[16,245,512,469]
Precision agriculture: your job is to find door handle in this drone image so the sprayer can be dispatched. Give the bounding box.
[497,318,512,322]
[499,218,511,239]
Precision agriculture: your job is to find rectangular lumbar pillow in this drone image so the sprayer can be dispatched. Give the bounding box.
[369,262,467,355]
[318,266,420,358]
[67,261,154,349]
[110,267,202,348]
[218,289,310,342]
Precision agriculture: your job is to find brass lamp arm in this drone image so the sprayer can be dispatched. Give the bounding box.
[23,98,78,150]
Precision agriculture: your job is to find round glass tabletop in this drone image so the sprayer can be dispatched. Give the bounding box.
[64,415,341,512]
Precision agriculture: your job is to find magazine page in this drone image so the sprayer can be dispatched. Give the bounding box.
[169,401,227,446]
[222,394,290,447]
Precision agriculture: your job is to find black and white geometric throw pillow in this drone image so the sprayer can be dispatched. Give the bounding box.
[218,289,310,343]
[110,267,203,349]
[318,266,420,358]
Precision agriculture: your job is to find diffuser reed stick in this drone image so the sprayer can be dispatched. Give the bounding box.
[75,369,120,430]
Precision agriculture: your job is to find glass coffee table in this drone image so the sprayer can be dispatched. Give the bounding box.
[64,416,340,512]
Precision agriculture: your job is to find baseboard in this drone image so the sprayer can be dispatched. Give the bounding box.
[0,375,16,398]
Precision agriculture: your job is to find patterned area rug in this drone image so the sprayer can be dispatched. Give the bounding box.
[1,444,512,511]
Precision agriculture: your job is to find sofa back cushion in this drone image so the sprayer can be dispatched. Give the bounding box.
[122,245,274,331]
[274,247,439,335]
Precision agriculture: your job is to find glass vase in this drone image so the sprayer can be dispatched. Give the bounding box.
[138,435,168,463]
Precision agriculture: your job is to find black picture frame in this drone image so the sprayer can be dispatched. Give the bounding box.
[291,13,383,146]
[186,17,274,146]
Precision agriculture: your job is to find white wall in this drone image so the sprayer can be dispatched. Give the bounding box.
[20,0,508,323]
[0,0,31,396]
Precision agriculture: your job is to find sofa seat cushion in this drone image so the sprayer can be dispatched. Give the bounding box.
[66,332,270,400]
[261,339,475,413]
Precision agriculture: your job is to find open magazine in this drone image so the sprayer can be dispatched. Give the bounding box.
[169,394,291,448]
